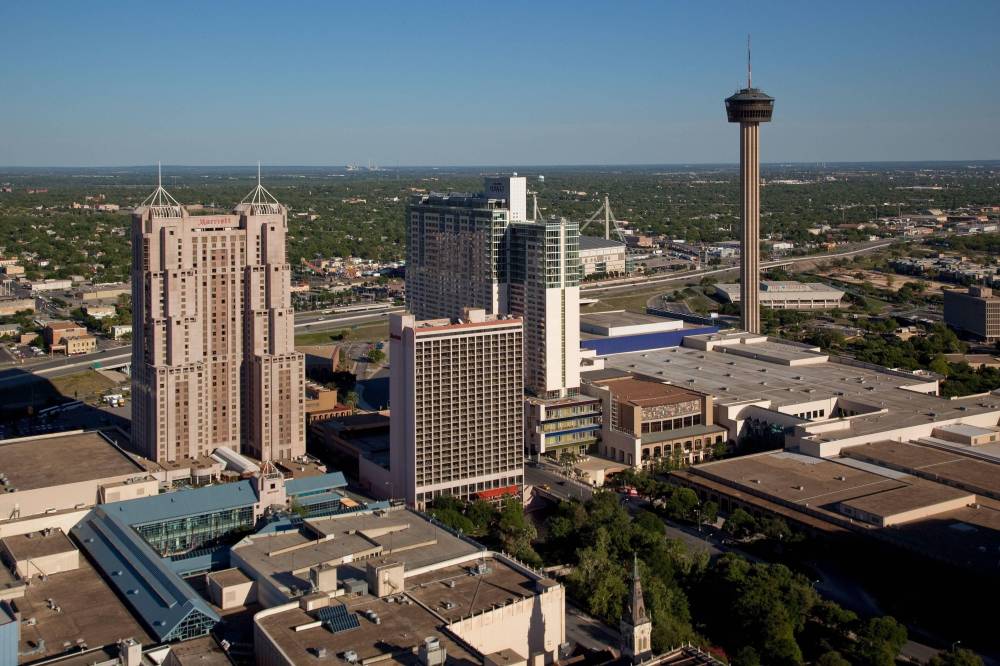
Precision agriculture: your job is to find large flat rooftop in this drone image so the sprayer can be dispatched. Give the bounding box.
[406,559,539,623]
[589,375,704,406]
[257,592,480,666]
[693,451,907,511]
[680,450,1000,569]
[3,529,76,561]
[0,430,144,491]
[16,553,152,660]
[602,336,1000,446]
[841,440,1000,498]
[233,508,480,600]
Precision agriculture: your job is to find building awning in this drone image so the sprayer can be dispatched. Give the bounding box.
[475,485,519,501]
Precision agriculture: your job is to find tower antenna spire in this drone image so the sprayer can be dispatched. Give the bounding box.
[257,160,261,187]
[747,33,752,88]
[158,161,162,189]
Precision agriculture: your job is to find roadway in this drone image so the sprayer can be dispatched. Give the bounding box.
[580,240,897,296]
[0,306,402,386]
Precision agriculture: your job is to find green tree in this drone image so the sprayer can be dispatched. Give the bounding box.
[723,508,758,539]
[567,528,628,620]
[731,646,760,666]
[929,354,952,376]
[699,500,719,527]
[852,616,908,666]
[928,648,985,666]
[344,390,360,408]
[367,348,386,364]
[466,499,495,533]
[815,651,851,666]
[664,487,699,522]
[495,498,540,564]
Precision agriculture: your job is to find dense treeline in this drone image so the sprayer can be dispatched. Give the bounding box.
[2,164,997,279]
[423,487,978,664]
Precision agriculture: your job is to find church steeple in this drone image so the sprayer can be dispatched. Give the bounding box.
[621,554,652,664]
[626,554,648,625]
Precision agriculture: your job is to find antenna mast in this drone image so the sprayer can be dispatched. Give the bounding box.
[747,34,752,88]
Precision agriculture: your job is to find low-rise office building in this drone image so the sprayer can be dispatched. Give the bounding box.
[75,282,130,302]
[62,334,97,354]
[944,285,1000,341]
[29,279,73,294]
[305,383,352,424]
[83,304,116,319]
[714,280,844,310]
[0,298,34,316]
[111,323,133,339]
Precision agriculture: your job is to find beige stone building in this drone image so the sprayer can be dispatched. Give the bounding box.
[131,178,304,463]
[0,298,34,316]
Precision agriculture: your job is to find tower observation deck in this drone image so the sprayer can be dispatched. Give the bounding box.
[725,43,774,334]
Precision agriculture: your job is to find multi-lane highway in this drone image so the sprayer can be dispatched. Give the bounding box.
[0,306,403,386]
[580,240,896,296]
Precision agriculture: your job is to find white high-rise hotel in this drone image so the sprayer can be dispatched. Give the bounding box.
[389,308,524,508]
[131,174,305,463]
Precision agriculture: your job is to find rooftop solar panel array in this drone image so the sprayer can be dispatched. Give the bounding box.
[316,604,361,633]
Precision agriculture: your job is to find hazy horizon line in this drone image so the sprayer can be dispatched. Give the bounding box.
[1,158,999,171]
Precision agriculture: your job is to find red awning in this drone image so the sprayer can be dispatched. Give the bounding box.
[475,485,519,501]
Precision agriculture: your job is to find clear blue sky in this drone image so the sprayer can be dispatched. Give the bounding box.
[2,1,998,166]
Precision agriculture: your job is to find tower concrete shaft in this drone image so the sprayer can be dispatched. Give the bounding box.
[740,121,761,333]
[726,75,773,334]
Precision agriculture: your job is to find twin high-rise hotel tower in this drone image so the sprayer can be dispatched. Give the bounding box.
[131,176,305,464]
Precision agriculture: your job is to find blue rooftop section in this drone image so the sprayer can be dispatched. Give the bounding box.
[285,471,348,497]
[581,326,719,356]
[73,470,351,641]
[104,480,258,526]
[73,508,221,642]
[167,545,230,577]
